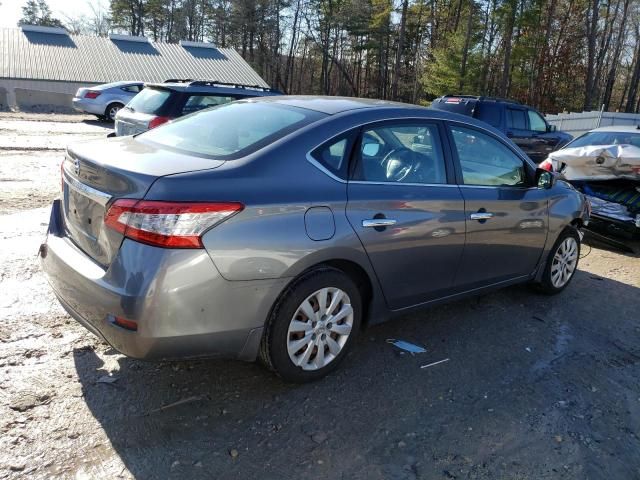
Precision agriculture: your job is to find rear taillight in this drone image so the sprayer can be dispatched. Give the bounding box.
[104,200,244,248]
[539,159,553,171]
[148,116,171,129]
[84,91,101,99]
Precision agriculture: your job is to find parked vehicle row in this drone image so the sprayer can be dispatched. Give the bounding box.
[41,96,589,383]
[114,80,281,136]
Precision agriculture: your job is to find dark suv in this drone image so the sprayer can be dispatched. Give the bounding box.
[430,95,572,163]
[114,80,282,136]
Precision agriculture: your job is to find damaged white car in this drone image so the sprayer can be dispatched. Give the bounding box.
[540,126,640,241]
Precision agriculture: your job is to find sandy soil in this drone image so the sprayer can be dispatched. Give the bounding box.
[0,113,639,480]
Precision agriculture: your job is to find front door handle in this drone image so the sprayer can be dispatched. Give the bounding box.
[362,219,397,228]
[470,212,494,221]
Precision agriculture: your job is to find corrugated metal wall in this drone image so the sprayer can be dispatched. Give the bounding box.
[0,28,268,87]
[546,111,640,137]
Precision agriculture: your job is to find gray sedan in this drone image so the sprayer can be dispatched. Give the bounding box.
[72,81,143,121]
[40,96,589,383]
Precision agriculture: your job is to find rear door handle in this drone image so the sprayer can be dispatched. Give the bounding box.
[470,212,494,221]
[362,219,397,228]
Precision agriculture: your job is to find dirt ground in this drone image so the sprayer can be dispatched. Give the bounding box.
[0,112,639,480]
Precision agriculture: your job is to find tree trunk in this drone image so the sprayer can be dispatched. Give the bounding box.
[392,0,410,100]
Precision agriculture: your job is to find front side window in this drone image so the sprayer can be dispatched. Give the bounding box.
[351,123,447,184]
[450,125,528,187]
[527,110,547,132]
[507,108,527,130]
[181,95,237,115]
[140,101,324,159]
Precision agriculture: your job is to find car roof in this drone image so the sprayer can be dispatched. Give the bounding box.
[244,95,422,115]
[145,80,279,96]
[95,81,142,89]
[588,125,640,133]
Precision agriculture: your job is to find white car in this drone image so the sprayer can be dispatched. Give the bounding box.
[72,81,144,122]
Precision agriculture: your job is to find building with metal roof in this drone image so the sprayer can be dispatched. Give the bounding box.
[0,26,269,111]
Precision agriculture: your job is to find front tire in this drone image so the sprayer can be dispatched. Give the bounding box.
[260,267,362,383]
[534,227,581,294]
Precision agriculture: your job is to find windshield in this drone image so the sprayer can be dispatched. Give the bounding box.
[568,131,640,148]
[139,101,325,159]
[126,87,171,114]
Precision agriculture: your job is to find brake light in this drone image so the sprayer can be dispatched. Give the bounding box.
[148,116,171,129]
[539,159,553,171]
[104,200,244,248]
[84,91,101,99]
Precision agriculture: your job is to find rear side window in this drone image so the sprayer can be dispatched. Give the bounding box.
[474,103,501,128]
[507,108,527,130]
[126,88,171,114]
[311,134,354,179]
[121,85,142,93]
[450,125,527,187]
[140,102,325,159]
[181,95,237,115]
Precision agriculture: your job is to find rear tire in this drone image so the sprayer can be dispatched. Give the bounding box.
[260,267,361,383]
[533,227,581,294]
[105,103,123,122]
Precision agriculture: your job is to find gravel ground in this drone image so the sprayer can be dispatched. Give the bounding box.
[0,113,639,480]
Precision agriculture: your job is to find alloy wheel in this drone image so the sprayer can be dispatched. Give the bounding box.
[286,287,354,371]
[550,237,578,288]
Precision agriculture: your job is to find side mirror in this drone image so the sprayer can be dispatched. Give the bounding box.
[362,142,380,157]
[536,169,555,189]
[547,124,557,133]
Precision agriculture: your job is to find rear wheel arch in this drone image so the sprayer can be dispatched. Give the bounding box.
[105,102,124,121]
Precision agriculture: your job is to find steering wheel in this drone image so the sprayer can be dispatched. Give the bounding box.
[382,148,417,182]
[382,147,437,183]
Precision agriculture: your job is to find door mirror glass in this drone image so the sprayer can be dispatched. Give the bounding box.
[362,142,380,157]
[536,169,554,189]
[547,124,557,133]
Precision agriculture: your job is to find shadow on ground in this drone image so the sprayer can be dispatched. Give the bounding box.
[74,271,640,480]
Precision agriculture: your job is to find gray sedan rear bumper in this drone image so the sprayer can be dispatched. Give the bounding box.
[40,201,289,361]
[72,97,104,115]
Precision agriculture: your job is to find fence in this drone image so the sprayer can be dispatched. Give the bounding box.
[545,111,640,137]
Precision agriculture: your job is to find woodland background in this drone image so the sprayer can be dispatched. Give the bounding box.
[19,0,640,113]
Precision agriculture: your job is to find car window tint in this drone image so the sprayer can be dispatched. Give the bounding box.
[475,103,501,128]
[352,123,446,184]
[126,88,171,114]
[311,136,351,177]
[450,126,527,187]
[140,102,324,159]
[121,85,142,93]
[527,110,547,132]
[507,108,527,130]
[182,95,236,115]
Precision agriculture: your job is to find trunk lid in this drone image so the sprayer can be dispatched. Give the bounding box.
[62,137,225,266]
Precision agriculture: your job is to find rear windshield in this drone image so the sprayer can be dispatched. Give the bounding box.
[568,131,640,148]
[126,87,171,114]
[139,101,325,159]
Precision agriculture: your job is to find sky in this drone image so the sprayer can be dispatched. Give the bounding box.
[0,0,107,29]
